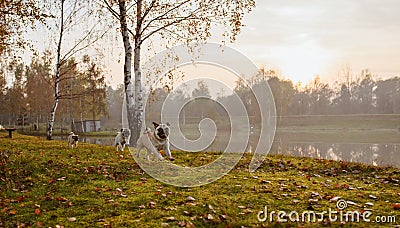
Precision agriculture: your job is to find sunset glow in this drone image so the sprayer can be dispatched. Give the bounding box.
[270,42,337,84]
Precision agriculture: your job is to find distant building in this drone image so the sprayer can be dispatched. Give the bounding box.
[72,120,101,133]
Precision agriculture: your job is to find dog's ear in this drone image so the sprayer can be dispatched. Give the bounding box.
[152,121,160,128]
[120,129,123,132]
[166,122,170,127]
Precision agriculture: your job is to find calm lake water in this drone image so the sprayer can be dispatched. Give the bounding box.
[53,135,400,168]
[269,142,400,168]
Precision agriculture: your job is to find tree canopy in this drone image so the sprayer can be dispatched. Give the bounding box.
[0,0,49,56]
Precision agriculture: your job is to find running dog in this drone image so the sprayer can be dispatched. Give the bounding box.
[67,132,79,148]
[135,122,175,161]
[114,128,131,151]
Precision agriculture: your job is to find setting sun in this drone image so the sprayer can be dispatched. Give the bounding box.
[268,42,337,84]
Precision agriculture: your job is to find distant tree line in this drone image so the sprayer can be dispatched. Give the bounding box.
[236,69,400,120]
[4,62,397,130]
[262,70,400,116]
[140,68,400,126]
[0,53,107,129]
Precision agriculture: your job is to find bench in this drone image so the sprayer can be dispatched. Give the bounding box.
[5,128,16,138]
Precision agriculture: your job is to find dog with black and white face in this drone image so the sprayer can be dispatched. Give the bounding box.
[67,132,79,148]
[114,128,131,151]
[135,121,175,161]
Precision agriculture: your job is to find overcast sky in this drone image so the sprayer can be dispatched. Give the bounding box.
[20,0,400,88]
[225,0,400,85]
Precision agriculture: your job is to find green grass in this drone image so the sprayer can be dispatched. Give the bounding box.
[20,130,118,137]
[0,133,399,227]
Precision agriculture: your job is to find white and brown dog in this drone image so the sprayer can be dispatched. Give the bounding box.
[135,122,175,161]
[114,128,131,151]
[67,132,79,148]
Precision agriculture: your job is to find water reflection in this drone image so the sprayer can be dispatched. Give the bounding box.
[270,142,400,168]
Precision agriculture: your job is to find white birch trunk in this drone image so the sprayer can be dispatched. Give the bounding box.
[80,97,84,133]
[118,0,136,144]
[131,0,144,145]
[47,0,65,140]
[132,42,143,145]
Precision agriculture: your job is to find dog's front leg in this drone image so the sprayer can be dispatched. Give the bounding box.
[120,136,126,152]
[164,140,175,161]
[148,145,163,161]
[135,137,145,158]
[114,136,120,151]
[135,144,142,158]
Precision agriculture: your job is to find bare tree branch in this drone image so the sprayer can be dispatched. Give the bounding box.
[64,0,79,28]
[141,0,156,24]
[126,0,139,12]
[141,0,191,35]
[61,19,101,62]
[101,0,136,37]
[62,25,111,61]
[101,0,120,19]
[141,13,199,44]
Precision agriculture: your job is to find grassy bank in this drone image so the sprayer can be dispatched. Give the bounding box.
[0,133,399,227]
[17,130,118,137]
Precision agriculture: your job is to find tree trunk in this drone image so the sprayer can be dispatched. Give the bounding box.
[93,93,96,132]
[80,97,85,134]
[131,0,144,145]
[47,0,65,140]
[118,0,136,145]
[132,41,143,145]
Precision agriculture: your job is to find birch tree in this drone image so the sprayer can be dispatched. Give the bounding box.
[46,0,65,139]
[101,0,255,144]
[46,0,110,139]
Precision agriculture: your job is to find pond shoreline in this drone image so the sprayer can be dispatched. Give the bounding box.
[16,131,400,169]
[20,131,117,137]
